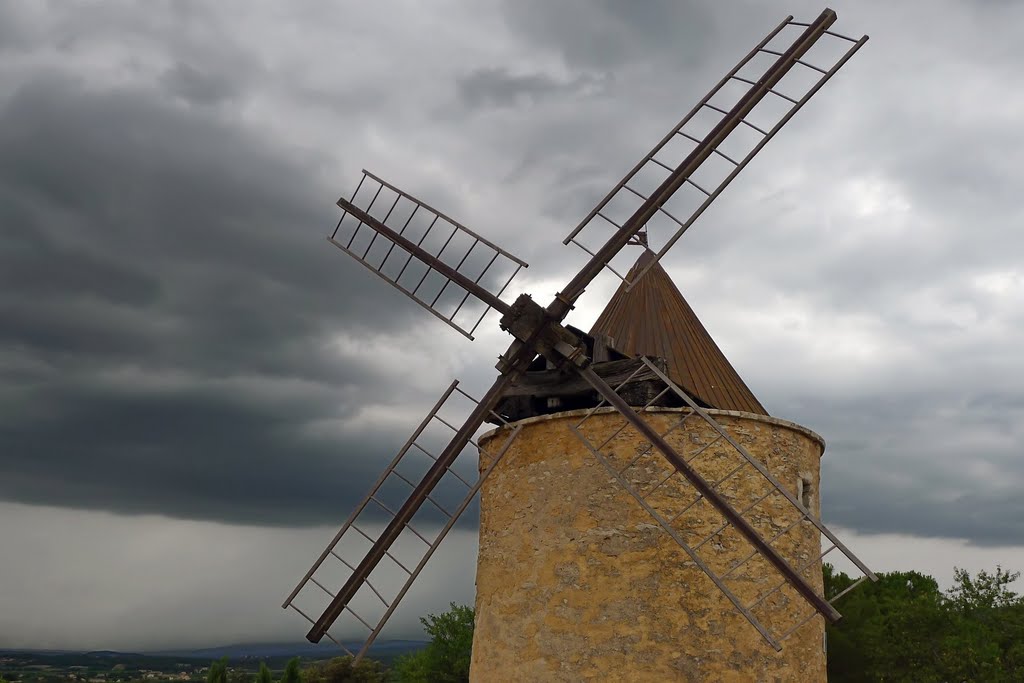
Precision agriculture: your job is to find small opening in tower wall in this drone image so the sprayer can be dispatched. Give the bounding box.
[797,477,813,509]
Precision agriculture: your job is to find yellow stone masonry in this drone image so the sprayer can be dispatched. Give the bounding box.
[470,408,827,682]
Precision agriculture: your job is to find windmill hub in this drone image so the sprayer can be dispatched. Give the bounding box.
[498,293,589,371]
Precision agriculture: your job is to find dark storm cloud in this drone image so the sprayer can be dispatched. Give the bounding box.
[160,62,240,107]
[772,390,1024,546]
[457,67,595,109]
[0,68,448,523]
[1,0,1022,551]
[498,0,724,70]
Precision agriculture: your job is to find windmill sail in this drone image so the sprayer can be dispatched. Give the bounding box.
[283,380,521,660]
[330,170,527,339]
[571,358,876,650]
[565,10,868,289]
[293,8,875,661]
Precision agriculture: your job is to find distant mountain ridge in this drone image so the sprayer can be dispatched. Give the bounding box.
[149,640,426,659]
[1,640,426,660]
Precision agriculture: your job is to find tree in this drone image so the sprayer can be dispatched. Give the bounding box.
[392,603,474,683]
[302,655,385,683]
[255,661,273,683]
[281,657,303,683]
[207,657,229,683]
[824,564,1024,682]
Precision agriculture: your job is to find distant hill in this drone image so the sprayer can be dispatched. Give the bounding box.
[1,639,426,662]
[147,639,426,659]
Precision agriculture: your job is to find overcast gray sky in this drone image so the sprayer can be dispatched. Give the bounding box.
[1,0,1022,651]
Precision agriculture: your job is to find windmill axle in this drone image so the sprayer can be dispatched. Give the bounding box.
[498,293,589,371]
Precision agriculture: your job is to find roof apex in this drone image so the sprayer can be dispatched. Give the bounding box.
[589,251,767,415]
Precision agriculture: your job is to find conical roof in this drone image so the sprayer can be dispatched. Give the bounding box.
[590,250,767,415]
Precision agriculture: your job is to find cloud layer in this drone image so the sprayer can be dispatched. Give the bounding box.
[1,0,1022,591]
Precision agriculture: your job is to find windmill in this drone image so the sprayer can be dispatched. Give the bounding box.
[283,8,877,675]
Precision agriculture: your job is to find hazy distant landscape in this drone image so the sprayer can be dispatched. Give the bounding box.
[0,641,425,682]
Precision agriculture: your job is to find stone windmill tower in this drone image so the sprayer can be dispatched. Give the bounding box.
[471,251,837,680]
[282,8,876,682]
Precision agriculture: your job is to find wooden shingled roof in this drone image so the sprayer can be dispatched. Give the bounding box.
[589,250,768,416]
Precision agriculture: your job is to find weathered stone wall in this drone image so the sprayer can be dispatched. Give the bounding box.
[470,407,827,682]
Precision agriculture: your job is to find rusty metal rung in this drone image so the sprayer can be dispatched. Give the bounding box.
[747,545,835,613]
[574,361,650,436]
[395,215,439,282]
[704,102,730,117]
[409,444,473,491]
[666,460,745,528]
[597,211,622,229]
[623,185,648,200]
[746,575,789,612]
[344,605,374,631]
[332,174,367,240]
[344,183,383,249]
[487,408,511,426]
[291,604,356,657]
[412,442,440,463]
[740,118,769,136]
[361,195,401,259]
[310,576,336,598]
[351,524,375,544]
[379,205,420,267]
[669,492,705,524]
[330,549,355,571]
[676,129,702,145]
[597,420,631,451]
[778,609,820,642]
[796,59,828,74]
[643,469,677,498]
[828,575,868,604]
[434,414,460,433]
[640,386,672,410]
[390,470,454,519]
[654,410,695,442]
[649,156,674,172]
[824,28,859,43]
[621,411,696,471]
[323,631,355,658]
[404,522,433,546]
[569,238,628,281]
[712,461,748,489]
[687,435,723,463]
[730,75,800,104]
[445,466,474,491]
[618,447,654,476]
[687,178,712,196]
[693,519,731,551]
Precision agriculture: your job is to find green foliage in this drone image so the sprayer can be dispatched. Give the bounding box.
[255,661,273,683]
[825,564,1024,682]
[392,602,474,683]
[303,655,385,683]
[281,657,303,683]
[206,657,229,683]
